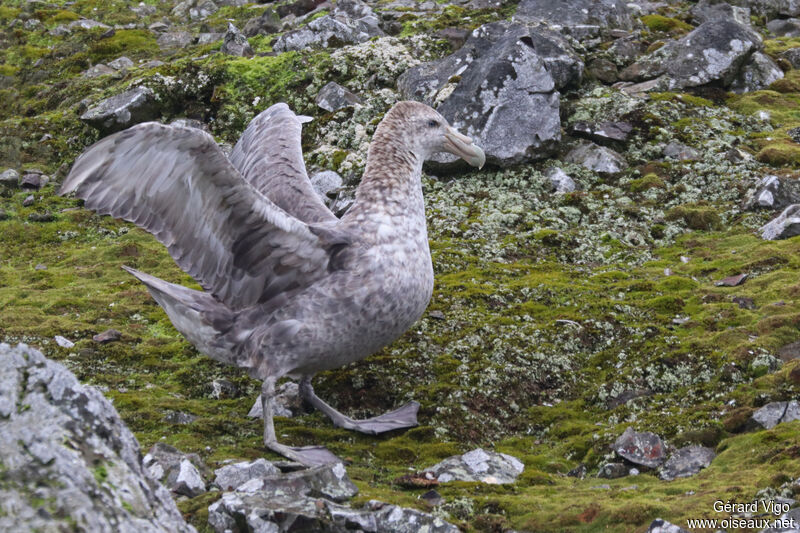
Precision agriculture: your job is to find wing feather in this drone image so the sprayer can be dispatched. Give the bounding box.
[60,122,337,310]
[229,103,338,225]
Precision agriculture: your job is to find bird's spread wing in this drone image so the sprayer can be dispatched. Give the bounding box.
[229,103,338,225]
[60,122,343,309]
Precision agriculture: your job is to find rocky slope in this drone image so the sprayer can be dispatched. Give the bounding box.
[3,0,800,530]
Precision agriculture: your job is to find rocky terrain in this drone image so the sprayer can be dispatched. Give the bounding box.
[4,0,800,530]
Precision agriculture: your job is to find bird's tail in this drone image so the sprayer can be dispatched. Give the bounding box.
[122,266,241,366]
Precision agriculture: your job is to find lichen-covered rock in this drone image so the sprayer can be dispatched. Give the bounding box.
[571,120,632,145]
[109,56,135,70]
[316,81,362,112]
[514,0,635,39]
[172,0,218,20]
[213,459,281,491]
[310,169,344,204]
[663,141,700,161]
[220,23,253,57]
[730,52,784,94]
[738,0,800,18]
[157,31,194,51]
[83,64,116,78]
[564,142,627,175]
[658,446,715,481]
[427,448,524,484]
[273,0,385,52]
[744,175,800,211]
[143,443,210,497]
[0,343,196,533]
[761,204,800,240]
[620,19,763,92]
[399,21,583,166]
[0,168,19,188]
[613,427,666,468]
[750,401,800,429]
[80,87,160,134]
[691,0,751,25]
[547,167,576,193]
[597,462,629,479]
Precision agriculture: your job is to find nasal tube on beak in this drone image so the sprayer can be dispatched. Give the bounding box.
[443,126,486,169]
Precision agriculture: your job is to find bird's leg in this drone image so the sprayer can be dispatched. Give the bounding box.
[299,376,419,435]
[260,377,340,467]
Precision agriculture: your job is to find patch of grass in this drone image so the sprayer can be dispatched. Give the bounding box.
[641,15,693,35]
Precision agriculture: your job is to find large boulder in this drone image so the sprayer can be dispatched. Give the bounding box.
[0,343,196,533]
[514,0,635,39]
[761,204,800,240]
[272,0,385,52]
[691,0,751,25]
[729,52,783,93]
[80,86,160,134]
[398,21,583,167]
[733,0,800,18]
[620,19,763,92]
[427,448,525,484]
[744,175,800,211]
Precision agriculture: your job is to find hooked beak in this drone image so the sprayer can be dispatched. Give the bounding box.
[443,126,486,169]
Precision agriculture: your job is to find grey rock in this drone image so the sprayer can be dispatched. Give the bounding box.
[132,3,157,16]
[567,463,587,478]
[330,188,356,217]
[248,382,307,418]
[243,7,280,37]
[646,518,690,533]
[613,427,666,468]
[768,17,800,37]
[745,175,800,211]
[0,343,196,533]
[621,19,763,91]
[54,335,74,348]
[149,21,170,33]
[514,0,635,39]
[83,64,117,78]
[399,21,583,167]
[435,27,471,50]
[750,400,800,429]
[93,328,122,343]
[109,56,135,70]
[547,167,576,193]
[21,173,47,189]
[597,462,629,479]
[210,378,238,399]
[316,81,362,112]
[658,446,715,481]
[80,87,160,134]
[310,170,344,204]
[157,31,194,51]
[564,142,626,175]
[140,60,166,69]
[273,0,385,52]
[691,0,751,25]
[761,204,800,240]
[22,195,35,207]
[782,47,800,68]
[276,0,328,18]
[571,120,632,145]
[172,0,218,20]
[737,0,800,18]
[143,442,209,497]
[587,58,620,84]
[0,168,19,188]
[761,506,800,533]
[220,23,253,57]
[427,448,524,484]
[608,36,648,65]
[170,118,209,131]
[778,340,800,361]
[214,459,281,491]
[663,141,700,161]
[730,51,784,93]
[163,411,198,425]
[196,32,224,45]
[68,18,111,31]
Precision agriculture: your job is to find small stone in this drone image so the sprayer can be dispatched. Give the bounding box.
[751,401,789,430]
[164,411,197,425]
[175,458,207,497]
[762,204,800,240]
[658,446,715,481]
[571,121,632,144]
[613,427,666,468]
[732,296,755,310]
[80,87,160,134]
[210,378,238,399]
[565,142,626,175]
[597,462,628,479]
[108,56,134,70]
[157,31,194,51]
[34,264,47,270]
[54,336,75,348]
[546,167,576,193]
[567,463,587,478]
[92,329,122,343]
[248,381,307,418]
[663,141,700,161]
[20,173,44,189]
[22,195,35,207]
[420,489,443,506]
[83,64,116,78]
[428,310,446,320]
[309,170,344,204]
[315,82,362,113]
[715,273,747,287]
[646,518,690,533]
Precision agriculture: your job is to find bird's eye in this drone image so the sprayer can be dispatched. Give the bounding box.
[427,119,439,128]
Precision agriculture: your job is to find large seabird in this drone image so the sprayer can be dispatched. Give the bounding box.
[60,101,485,466]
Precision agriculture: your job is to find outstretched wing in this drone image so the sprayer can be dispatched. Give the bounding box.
[60,123,340,309]
[229,103,338,225]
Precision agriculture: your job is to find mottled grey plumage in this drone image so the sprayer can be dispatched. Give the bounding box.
[61,101,485,465]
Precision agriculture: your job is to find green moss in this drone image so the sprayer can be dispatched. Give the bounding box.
[629,173,666,193]
[88,30,159,63]
[641,15,693,35]
[756,141,800,167]
[665,205,722,230]
[650,92,714,107]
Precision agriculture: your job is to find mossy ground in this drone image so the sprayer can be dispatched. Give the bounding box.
[3,0,800,532]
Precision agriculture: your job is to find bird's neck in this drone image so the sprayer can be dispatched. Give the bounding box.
[349,130,426,221]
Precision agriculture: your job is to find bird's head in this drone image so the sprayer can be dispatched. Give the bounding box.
[382,101,486,169]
